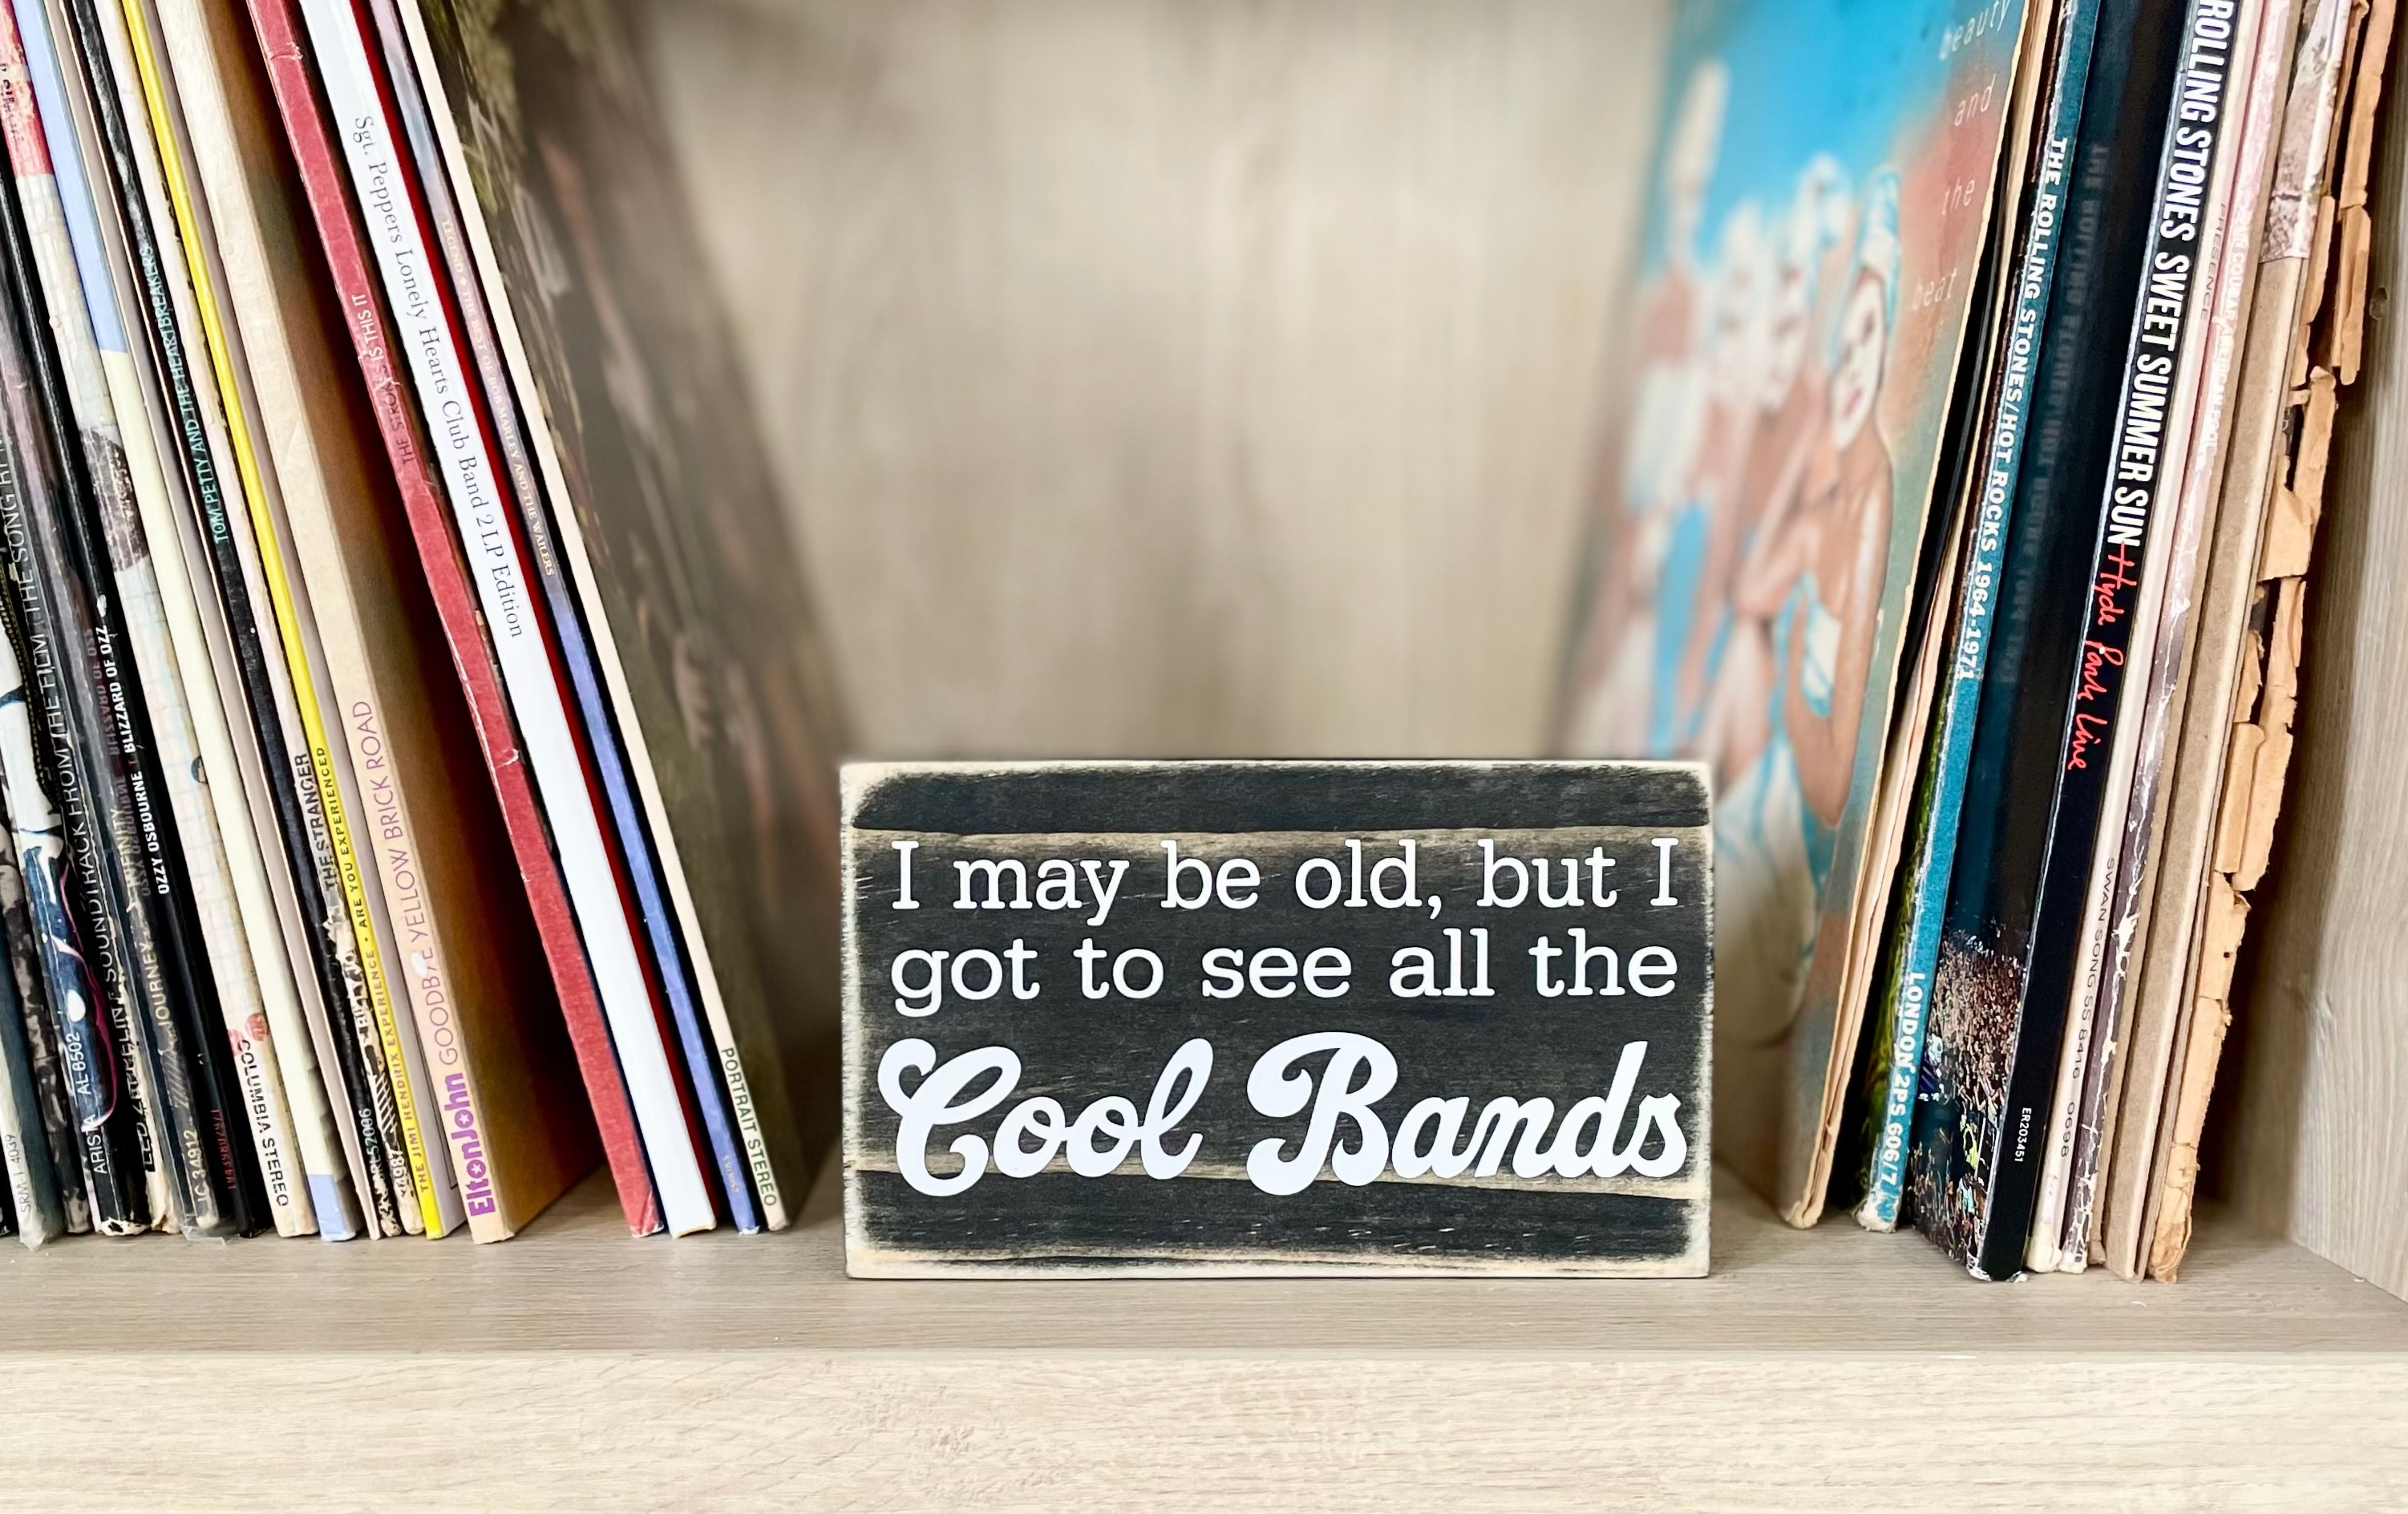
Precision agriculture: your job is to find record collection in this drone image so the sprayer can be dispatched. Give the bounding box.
[0,0,844,1245]
[1562,0,2394,1280]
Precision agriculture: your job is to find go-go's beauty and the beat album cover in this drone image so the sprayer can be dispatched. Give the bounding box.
[1560,0,2038,1220]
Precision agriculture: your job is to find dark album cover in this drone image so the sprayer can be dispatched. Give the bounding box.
[1908,0,2200,1277]
[407,0,848,1218]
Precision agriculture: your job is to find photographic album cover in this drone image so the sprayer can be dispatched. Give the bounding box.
[1559,0,2037,1219]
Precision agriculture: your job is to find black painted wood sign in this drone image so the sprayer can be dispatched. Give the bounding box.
[841,761,1711,1276]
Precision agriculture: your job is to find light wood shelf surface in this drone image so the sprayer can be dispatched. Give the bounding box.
[6,1160,2406,1510]
[4,1160,2406,1355]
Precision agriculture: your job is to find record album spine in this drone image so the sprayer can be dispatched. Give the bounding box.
[355,0,759,1233]
[0,801,87,1233]
[278,0,714,1234]
[244,0,667,1234]
[0,544,140,1233]
[138,0,462,1240]
[222,0,563,1241]
[18,0,271,1238]
[1859,0,2105,1233]
[0,903,63,1242]
[89,0,352,1235]
[0,0,261,1235]
[34,0,309,1233]
[2027,0,2266,1272]
[0,144,162,1236]
[2102,0,2355,1279]
[390,0,812,1230]
[1977,0,2239,1281]
[132,0,415,1235]
[2143,0,2396,1282]
[1910,0,2166,1274]
[2057,0,2297,1273]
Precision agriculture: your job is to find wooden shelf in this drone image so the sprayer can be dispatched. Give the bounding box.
[6,1160,2405,1509]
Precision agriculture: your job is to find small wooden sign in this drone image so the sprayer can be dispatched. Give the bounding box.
[841,761,1711,1276]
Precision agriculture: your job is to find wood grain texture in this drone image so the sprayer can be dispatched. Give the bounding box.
[2,1164,2406,1510]
[2228,30,2408,1301]
[3,1353,2404,1512]
[7,1162,2408,1354]
[642,0,1665,761]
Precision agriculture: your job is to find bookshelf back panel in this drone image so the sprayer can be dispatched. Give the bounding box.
[649,0,1665,762]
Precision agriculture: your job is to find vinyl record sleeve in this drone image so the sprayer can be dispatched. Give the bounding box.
[0,497,139,1233]
[2026,0,2268,1273]
[1913,0,2228,1280]
[142,0,433,1235]
[2053,0,2300,1273]
[115,0,389,1237]
[126,0,398,1238]
[240,0,658,1236]
[1555,0,2038,1219]
[237,0,609,1240]
[0,139,169,1235]
[7,0,276,1237]
[88,0,355,1235]
[32,0,321,1233]
[1825,57,2043,1221]
[399,0,852,1224]
[153,0,467,1236]
[0,887,63,1244]
[1906,0,2188,1276]
[0,3,264,1234]
[63,0,328,1233]
[2142,0,2395,1281]
[357,0,755,1232]
[271,0,714,1233]
[2101,0,2354,1278]
[1849,0,2106,1233]
[0,780,87,1234]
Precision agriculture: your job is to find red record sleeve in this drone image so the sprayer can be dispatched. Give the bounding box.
[243,0,662,1234]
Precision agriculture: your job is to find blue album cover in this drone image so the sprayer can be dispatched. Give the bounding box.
[1560,0,2037,1214]
[1853,0,2106,1232]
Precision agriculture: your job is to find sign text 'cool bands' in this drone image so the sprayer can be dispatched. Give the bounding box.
[842,761,1711,1275]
